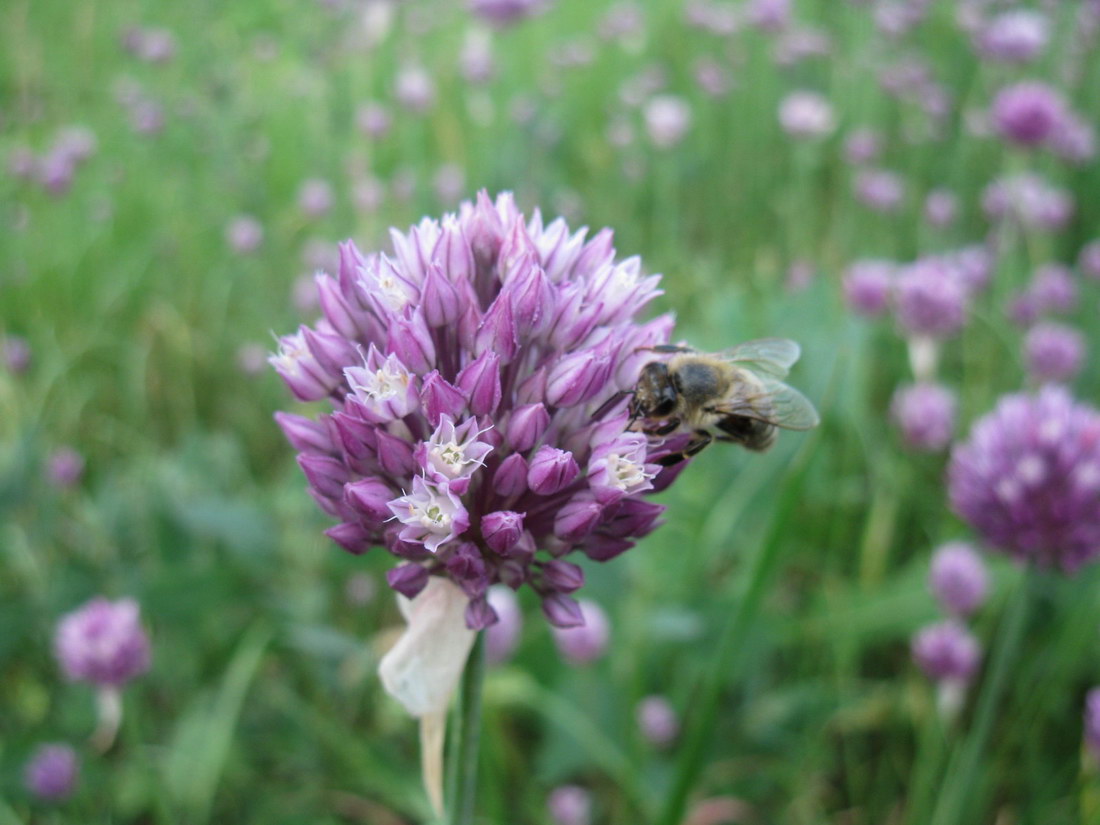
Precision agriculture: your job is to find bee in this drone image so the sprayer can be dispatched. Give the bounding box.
[628,338,819,466]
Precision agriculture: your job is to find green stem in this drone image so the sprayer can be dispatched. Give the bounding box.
[655,471,807,825]
[447,633,486,825]
[929,572,1033,825]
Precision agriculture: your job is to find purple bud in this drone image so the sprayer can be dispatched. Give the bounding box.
[542,592,585,628]
[302,325,358,379]
[475,294,519,362]
[929,542,989,617]
[493,453,529,497]
[551,599,610,664]
[506,403,551,451]
[636,695,679,747]
[344,478,397,523]
[386,564,431,599]
[457,350,503,417]
[465,596,498,630]
[315,273,365,341]
[325,522,373,555]
[1078,240,1100,281]
[546,350,609,408]
[486,585,523,664]
[420,371,469,426]
[527,446,580,495]
[373,428,416,477]
[298,454,351,500]
[540,560,584,592]
[890,382,956,451]
[554,491,604,542]
[23,744,78,801]
[421,264,463,327]
[482,510,525,555]
[1024,322,1085,384]
[446,541,490,599]
[275,412,336,456]
[911,620,980,683]
[548,785,592,825]
[386,311,436,375]
[55,597,151,687]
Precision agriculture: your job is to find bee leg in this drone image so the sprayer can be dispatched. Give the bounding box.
[591,390,632,422]
[684,430,712,456]
[636,344,698,354]
[649,418,681,436]
[654,430,711,467]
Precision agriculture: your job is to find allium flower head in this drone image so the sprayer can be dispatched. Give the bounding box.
[924,189,958,228]
[894,259,968,338]
[929,541,988,617]
[1079,240,1100,281]
[3,334,32,374]
[891,382,956,451]
[854,169,905,213]
[55,597,151,687]
[911,620,981,682]
[549,785,592,825]
[1028,264,1078,315]
[225,215,263,254]
[778,91,835,139]
[843,128,881,165]
[842,259,894,317]
[47,447,85,489]
[272,192,681,628]
[982,172,1073,232]
[1085,688,1100,757]
[468,0,551,26]
[976,11,1049,63]
[23,744,78,801]
[991,81,1067,147]
[949,387,1100,572]
[643,95,693,149]
[1024,323,1085,384]
[636,695,679,746]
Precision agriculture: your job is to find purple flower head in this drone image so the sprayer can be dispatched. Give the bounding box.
[636,695,679,746]
[949,388,1100,572]
[778,91,835,139]
[1028,264,1078,315]
[272,193,687,627]
[746,0,790,32]
[843,128,881,165]
[944,245,993,295]
[356,101,392,139]
[394,65,436,114]
[225,215,263,254]
[924,189,958,228]
[551,598,610,664]
[976,11,1049,63]
[1079,240,1100,281]
[485,585,523,663]
[23,744,78,801]
[929,541,988,617]
[1085,688,1100,757]
[894,258,968,338]
[298,178,334,218]
[891,382,956,451]
[1050,114,1097,165]
[47,447,85,489]
[854,169,905,213]
[468,0,551,26]
[3,334,32,374]
[643,96,692,149]
[911,620,981,683]
[991,81,1067,147]
[982,173,1074,233]
[1024,323,1085,385]
[55,597,151,687]
[843,260,894,317]
[548,785,592,825]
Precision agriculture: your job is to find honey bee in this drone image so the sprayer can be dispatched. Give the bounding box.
[628,339,819,465]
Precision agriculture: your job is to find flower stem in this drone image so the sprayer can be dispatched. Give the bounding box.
[929,571,1032,825]
[447,632,486,825]
[656,476,806,825]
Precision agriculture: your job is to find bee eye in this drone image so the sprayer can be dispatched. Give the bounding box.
[653,399,676,417]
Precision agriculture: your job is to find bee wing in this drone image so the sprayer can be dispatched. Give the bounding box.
[710,378,820,431]
[719,338,802,379]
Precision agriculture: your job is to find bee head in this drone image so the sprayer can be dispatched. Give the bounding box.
[632,361,679,419]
